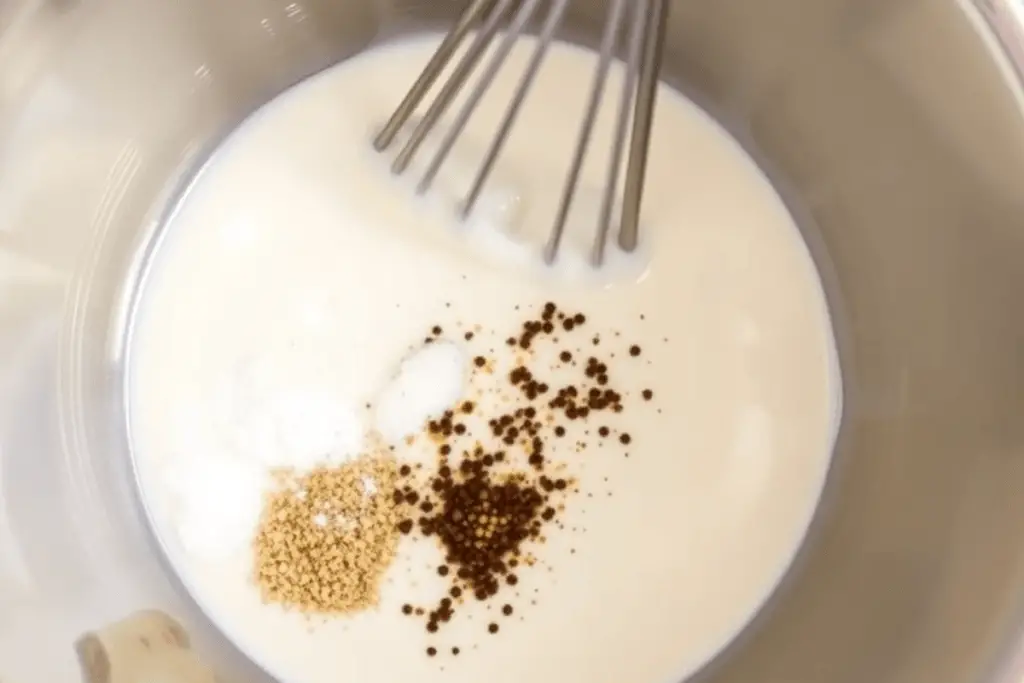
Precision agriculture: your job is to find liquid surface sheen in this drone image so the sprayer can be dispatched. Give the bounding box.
[128,35,840,683]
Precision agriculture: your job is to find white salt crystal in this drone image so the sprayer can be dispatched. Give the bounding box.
[361,475,378,496]
[375,340,466,444]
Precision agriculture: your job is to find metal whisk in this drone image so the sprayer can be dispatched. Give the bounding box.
[373,0,670,266]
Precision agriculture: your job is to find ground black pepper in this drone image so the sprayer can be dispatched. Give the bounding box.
[389,301,655,657]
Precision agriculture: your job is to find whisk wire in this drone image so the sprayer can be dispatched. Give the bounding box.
[543,0,628,264]
[418,0,546,194]
[593,0,648,266]
[392,0,516,174]
[373,0,493,153]
[376,0,669,266]
[619,0,670,253]
[461,0,572,219]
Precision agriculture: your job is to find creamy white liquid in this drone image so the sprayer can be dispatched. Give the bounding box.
[128,36,840,683]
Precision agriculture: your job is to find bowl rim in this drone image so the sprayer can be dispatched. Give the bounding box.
[968,4,1024,680]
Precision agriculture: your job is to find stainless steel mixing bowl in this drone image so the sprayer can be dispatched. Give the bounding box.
[1,0,1023,682]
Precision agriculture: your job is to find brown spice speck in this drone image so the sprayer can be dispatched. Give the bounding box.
[390,300,643,646]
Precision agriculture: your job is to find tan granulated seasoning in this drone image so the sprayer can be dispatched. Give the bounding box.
[254,455,401,614]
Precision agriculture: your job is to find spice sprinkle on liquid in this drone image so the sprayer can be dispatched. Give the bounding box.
[391,301,655,656]
[248,300,657,658]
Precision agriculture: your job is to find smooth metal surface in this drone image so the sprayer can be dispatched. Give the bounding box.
[0,1,1023,682]
[617,0,668,253]
[593,0,646,266]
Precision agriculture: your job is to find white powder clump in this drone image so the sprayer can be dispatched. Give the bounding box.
[375,340,467,444]
[163,454,268,560]
[267,390,364,468]
[230,389,365,470]
[165,345,457,560]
